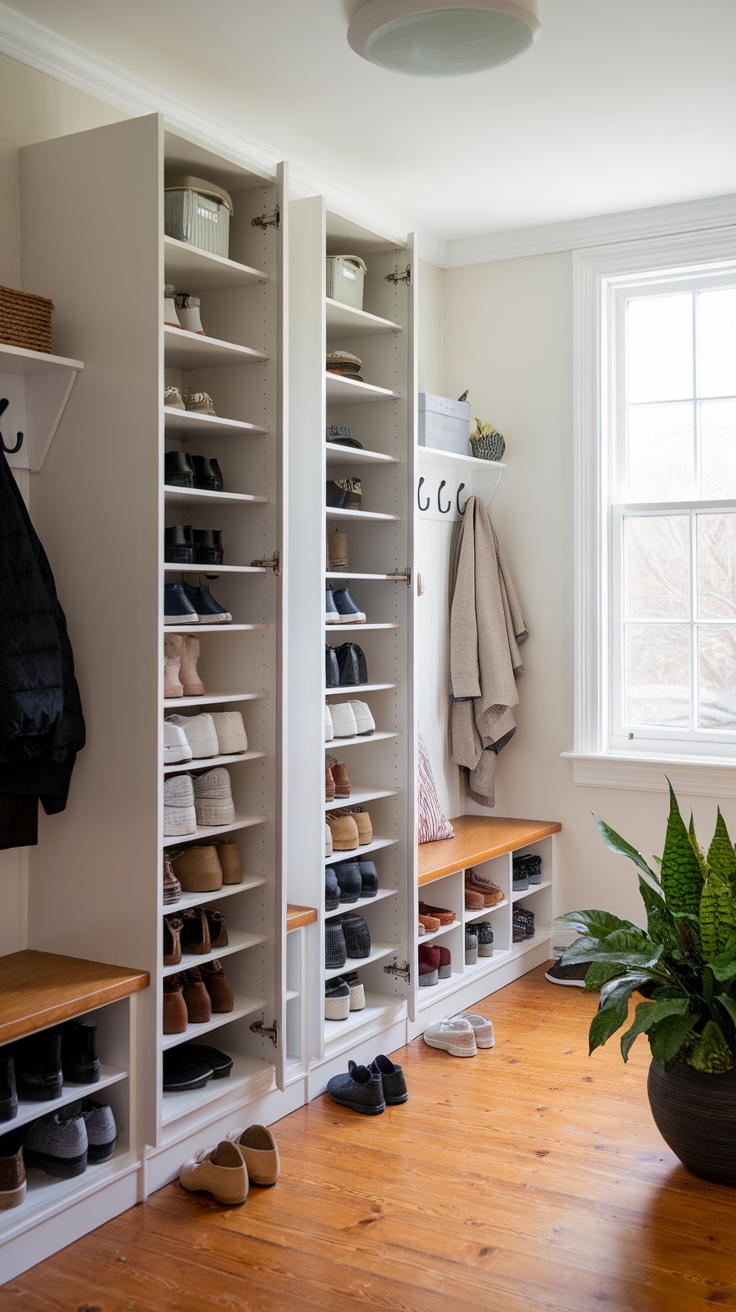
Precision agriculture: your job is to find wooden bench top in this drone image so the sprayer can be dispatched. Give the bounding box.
[0,950,149,1045]
[286,904,318,932]
[418,815,561,886]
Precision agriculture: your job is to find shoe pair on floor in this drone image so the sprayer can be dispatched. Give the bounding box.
[164,581,232,625]
[0,1100,117,1205]
[326,584,366,625]
[165,710,247,763]
[163,767,234,836]
[179,1123,279,1206]
[423,1012,495,1058]
[326,1055,407,1115]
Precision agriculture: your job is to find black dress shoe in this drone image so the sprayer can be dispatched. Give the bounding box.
[165,450,196,488]
[326,644,340,688]
[0,1052,18,1122]
[193,529,224,566]
[191,456,224,492]
[162,1049,214,1091]
[182,1044,233,1079]
[61,1022,101,1084]
[13,1031,63,1101]
[165,524,195,564]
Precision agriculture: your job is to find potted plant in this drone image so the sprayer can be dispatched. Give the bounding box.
[559,780,736,1186]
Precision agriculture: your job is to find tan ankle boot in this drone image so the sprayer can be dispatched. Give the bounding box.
[325,755,350,797]
[328,530,349,571]
[164,634,183,698]
[180,634,204,696]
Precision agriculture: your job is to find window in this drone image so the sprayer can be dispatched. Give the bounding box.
[570,228,736,791]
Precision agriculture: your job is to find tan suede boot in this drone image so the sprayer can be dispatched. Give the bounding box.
[180,633,204,696]
[164,634,183,698]
[217,841,244,884]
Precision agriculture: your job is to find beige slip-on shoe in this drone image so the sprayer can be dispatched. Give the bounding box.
[227,1124,280,1187]
[179,1139,248,1205]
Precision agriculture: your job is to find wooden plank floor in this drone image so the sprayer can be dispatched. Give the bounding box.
[3,965,735,1311]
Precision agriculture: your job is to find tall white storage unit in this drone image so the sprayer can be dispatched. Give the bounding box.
[19,114,288,1189]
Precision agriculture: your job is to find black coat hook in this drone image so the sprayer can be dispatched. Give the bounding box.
[457,483,467,515]
[0,398,23,455]
[438,479,451,514]
[417,476,430,512]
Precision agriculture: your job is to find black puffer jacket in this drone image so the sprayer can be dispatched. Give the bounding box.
[0,446,85,820]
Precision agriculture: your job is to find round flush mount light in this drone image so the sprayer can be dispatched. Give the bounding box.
[347,0,540,77]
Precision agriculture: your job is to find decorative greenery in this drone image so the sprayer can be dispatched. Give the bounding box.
[471,418,498,442]
[559,780,736,1074]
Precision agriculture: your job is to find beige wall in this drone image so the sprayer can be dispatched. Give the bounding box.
[441,251,736,926]
[0,55,125,954]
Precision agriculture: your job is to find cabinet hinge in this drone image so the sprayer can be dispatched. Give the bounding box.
[386,567,411,587]
[251,205,281,232]
[249,1018,279,1048]
[250,550,280,575]
[385,264,411,286]
[383,957,411,984]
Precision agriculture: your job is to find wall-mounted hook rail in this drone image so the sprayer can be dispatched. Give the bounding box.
[0,397,24,455]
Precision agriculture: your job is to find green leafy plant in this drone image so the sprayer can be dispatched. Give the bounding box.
[559,780,736,1074]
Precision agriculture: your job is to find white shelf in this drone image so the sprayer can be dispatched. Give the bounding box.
[163,875,267,915]
[419,919,459,943]
[161,928,268,977]
[5,1064,127,1135]
[325,571,404,581]
[325,507,400,523]
[164,406,268,437]
[164,749,267,775]
[162,813,267,848]
[465,899,509,921]
[164,562,267,573]
[325,372,399,405]
[325,623,399,632]
[326,731,399,749]
[325,442,399,467]
[0,342,83,472]
[324,942,398,982]
[163,690,267,709]
[325,835,397,865]
[325,887,397,920]
[325,785,399,811]
[164,624,268,635]
[325,683,399,697]
[164,236,269,290]
[164,486,269,508]
[325,298,402,340]
[164,325,268,370]
[161,994,266,1048]
[161,1053,275,1127]
[323,993,406,1045]
[0,1147,139,1245]
[511,880,552,902]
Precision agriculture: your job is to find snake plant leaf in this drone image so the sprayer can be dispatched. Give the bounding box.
[592,812,664,900]
[647,1012,700,1067]
[687,1019,735,1073]
[707,809,736,893]
[556,909,641,941]
[714,994,736,1030]
[688,812,709,880]
[619,998,691,1063]
[705,934,736,981]
[660,780,704,919]
[699,867,736,962]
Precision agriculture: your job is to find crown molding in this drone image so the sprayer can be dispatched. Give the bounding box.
[444,192,736,267]
[0,0,450,259]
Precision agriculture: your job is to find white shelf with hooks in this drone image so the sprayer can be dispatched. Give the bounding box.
[0,343,83,472]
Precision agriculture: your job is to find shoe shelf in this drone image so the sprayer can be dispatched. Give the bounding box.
[0,952,149,1046]
[162,813,267,848]
[4,1065,128,1136]
[325,622,399,633]
[325,835,397,865]
[325,373,400,405]
[324,942,398,983]
[324,888,397,920]
[511,880,552,903]
[164,407,269,438]
[1,1147,139,1246]
[164,624,268,636]
[323,993,406,1046]
[327,730,399,749]
[161,929,268,979]
[0,343,84,473]
[325,507,401,523]
[286,905,319,932]
[164,749,268,775]
[164,563,268,575]
[164,487,270,508]
[418,920,459,944]
[161,1053,276,1128]
[161,994,266,1050]
[165,875,268,916]
[325,571,403,581]
[325,785,398,811]
[325,442,399,468]
[164,325,269,370]
[417,815,561,886]
[325,682,399,697]
[465,900,509,922]
[164,690,268,709]
[164,235,269,291]
[325,298,401,340]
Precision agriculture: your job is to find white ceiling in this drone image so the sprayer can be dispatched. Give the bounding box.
[4,0,736,248]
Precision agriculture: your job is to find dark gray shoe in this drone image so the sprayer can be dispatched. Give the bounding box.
[24,1110,88,1178]
[78,1100,117,1162]
[371,1054,408,1105]
[327,1062,385,1115]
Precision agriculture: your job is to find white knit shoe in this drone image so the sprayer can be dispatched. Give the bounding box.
[163,720,193,765]
[453,1012,494,1048]
[325,703,334,741]
[347,700,375,735]
[193,768,235,827]
[163,774,197,836]
[423,1017,477,1057]
[166,713,219,759]
[211,711,247,755]
[331,703,358,738]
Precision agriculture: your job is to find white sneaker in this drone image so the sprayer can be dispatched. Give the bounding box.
[325,703,334,741]
[164,720,193,764]
[331,703,358,738]
[347,700,375,735]
[166,713,219,759]
[193,768,235,827]
[175,293,205,334]
[163,774,197,836]
[423,1017,477,1058]
[211,711,248,755]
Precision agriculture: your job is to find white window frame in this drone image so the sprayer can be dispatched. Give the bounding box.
[564,226,736,797]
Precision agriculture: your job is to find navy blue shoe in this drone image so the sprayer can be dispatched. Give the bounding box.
[182,583,232,624]
[164,581,199,625]
[331,586,366,624]
[332,860,362,903]
[357,859,378,898]
[326,585,341,625]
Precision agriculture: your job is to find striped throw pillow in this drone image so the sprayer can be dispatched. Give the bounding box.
[417,728,454,844]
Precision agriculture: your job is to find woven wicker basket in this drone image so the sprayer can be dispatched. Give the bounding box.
[470,429,505,461]
[0,285,54,353]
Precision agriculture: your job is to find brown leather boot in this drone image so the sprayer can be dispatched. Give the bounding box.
[325,755,350,797]
[180,907,211,955]
[163,976,187,1034]
[163,915,183,966]
[201,960,234,1012]
[182,968,212,1023]
[325,761,336,802]
[163,852,182,905]
[205,908,228,950]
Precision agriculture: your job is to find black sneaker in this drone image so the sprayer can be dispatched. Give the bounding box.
[544,960,589,987]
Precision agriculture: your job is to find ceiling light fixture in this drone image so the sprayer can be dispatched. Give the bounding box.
[347,0,540,77]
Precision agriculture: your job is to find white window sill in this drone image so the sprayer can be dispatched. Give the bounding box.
[561,752,736,797]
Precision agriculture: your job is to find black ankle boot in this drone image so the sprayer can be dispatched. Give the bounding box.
[0,1052,18,1122]
[191,455,223,492]
[193,529,223,566]
[13,1030,63,1101]
[165,524,196,564]
[165,450,196,488]
[61,1022,101,1084]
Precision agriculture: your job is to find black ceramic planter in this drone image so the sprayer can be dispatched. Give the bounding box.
[648,1058,736,1187]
